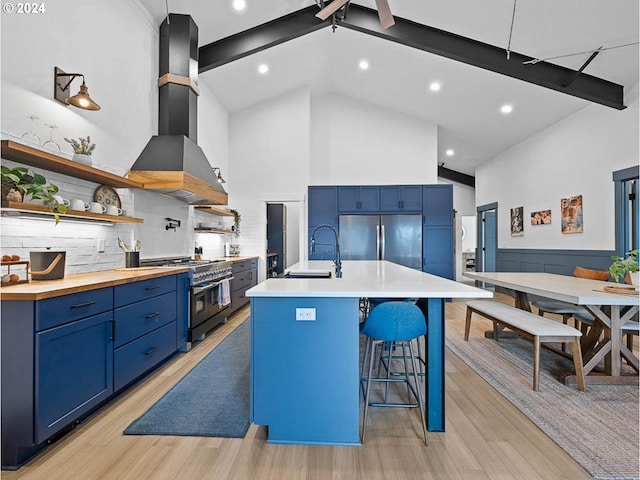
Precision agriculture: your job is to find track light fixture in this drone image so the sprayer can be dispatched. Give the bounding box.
[54,67,101,111]
[212,167,226,184]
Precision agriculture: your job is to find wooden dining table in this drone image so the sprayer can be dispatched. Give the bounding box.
[464,271,639,385]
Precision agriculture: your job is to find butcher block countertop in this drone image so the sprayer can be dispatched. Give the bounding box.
[216,256,258,263]
[0,267,190,301]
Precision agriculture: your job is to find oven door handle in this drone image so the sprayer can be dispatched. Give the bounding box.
[192,277,234,294]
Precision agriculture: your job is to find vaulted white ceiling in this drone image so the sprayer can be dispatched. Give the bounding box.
[138,0,639,175]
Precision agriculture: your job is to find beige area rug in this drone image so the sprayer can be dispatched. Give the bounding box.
[446,313,639,480]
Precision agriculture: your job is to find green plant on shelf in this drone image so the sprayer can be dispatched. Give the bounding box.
[230,209,241,234]
[64,135,96,155]
[1,166,67,224]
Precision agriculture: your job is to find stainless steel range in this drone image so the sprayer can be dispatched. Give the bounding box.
[140,257,233,344]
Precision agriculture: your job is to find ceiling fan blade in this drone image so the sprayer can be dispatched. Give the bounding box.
[375,0,395,29]
[315,0,350,21]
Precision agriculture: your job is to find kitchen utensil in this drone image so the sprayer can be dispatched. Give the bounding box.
[105,205,123,216]
[125,251,140,268]
[94,185,121,208]
[118,237,129,252]
[88,202,106,213]
[133,240,141,252]
[51,195,70,207]
[69,199,89,211]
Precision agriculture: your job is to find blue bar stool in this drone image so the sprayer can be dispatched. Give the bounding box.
[360,301,428,444]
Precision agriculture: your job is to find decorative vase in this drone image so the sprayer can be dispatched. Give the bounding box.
[72,153,92,166]
[1,182,22,203]
[629,271,639,287]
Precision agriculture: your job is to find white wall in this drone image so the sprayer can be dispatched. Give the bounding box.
[0,2,235,269]
[0,0,160,272]
[476,85,639,251]
[228,87,311,278]
[310,93,438,185]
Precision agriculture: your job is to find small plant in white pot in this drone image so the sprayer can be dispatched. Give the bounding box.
[64,135,96,166]
[609,249,639,286]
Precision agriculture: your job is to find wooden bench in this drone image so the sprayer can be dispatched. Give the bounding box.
[464,300,586,392]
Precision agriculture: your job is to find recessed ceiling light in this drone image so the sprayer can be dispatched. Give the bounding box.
[500,104,513,114]
[445,149,454,156]
[358,59,369,70]
[429,82,441,92]
[232,0,246,11]
[257,63,269,75]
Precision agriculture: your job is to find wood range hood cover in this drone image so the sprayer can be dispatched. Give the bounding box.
[129,13,228,206]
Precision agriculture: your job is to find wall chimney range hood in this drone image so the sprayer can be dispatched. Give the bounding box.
[129,14,228,206]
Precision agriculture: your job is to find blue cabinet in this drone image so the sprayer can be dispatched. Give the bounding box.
[1,272,185,469]
[308,186,338,227]
[338,186,380,212]
[36,311,114,443]
[422,185,454,279]
[380,185,422,212]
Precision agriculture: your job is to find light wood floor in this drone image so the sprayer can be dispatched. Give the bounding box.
[3,299,592,480]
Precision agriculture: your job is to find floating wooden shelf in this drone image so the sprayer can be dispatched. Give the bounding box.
[194,227,234,235]
[1,202,144,224]
[194,206,234,216]
[1,140,144,189]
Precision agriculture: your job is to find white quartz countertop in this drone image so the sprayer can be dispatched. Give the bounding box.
[247,260,493,299]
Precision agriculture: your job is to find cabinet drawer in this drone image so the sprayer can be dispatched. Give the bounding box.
[232,258,257,274]
[36,288,113,331]
[114,275,176,307]
[231,286,251,312]
[231,269,256,292]
[114,321,176,392]
[114,292,177,348]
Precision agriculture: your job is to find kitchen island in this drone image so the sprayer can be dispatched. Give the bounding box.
[246,260,492,446]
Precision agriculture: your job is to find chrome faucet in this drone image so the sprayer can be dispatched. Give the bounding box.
[310,224,342,278]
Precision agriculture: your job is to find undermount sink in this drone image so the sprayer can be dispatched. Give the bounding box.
[284,270,333,279]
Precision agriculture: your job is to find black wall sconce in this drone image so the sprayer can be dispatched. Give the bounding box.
[54,67,101,111]
[212,167,226,184]
[165,217,181,231]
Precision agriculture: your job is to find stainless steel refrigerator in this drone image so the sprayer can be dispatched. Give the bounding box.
[339,215,422,269]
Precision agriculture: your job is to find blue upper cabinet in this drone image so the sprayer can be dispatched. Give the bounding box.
[423,185,454,226]
[308,186,338,227]
[338,186,380,213]
[380,185,422,212]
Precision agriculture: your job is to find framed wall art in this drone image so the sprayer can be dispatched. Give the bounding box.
[530,209,551,225]
[511,206,524,236]
[561,195,583,234]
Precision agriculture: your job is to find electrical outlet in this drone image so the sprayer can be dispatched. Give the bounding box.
[97,239,105,253]
[295,308,316,321]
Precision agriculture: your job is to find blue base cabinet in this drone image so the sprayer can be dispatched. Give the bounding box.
[36,311,114,443]
[251,296,361,445]
[1,272,187,470]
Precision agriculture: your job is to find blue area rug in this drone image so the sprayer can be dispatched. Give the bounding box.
[124,320,250,438]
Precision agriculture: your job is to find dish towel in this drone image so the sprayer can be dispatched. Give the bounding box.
[218,278,231,306]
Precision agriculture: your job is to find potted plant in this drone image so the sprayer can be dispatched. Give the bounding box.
[1,166,67,223]
[64,135,96,166]
[609,249,639,286]
[230,209,241,234]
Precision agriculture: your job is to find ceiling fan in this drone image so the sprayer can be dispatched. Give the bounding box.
[315,0,395,29]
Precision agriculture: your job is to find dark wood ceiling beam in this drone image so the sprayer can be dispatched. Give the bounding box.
[438,165,475,188]
[198,4,625,110]
[199,6,330,73]
[340,5,625,110]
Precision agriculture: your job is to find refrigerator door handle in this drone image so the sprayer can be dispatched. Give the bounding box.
[381,224,386,260]
[376,224,381,259]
